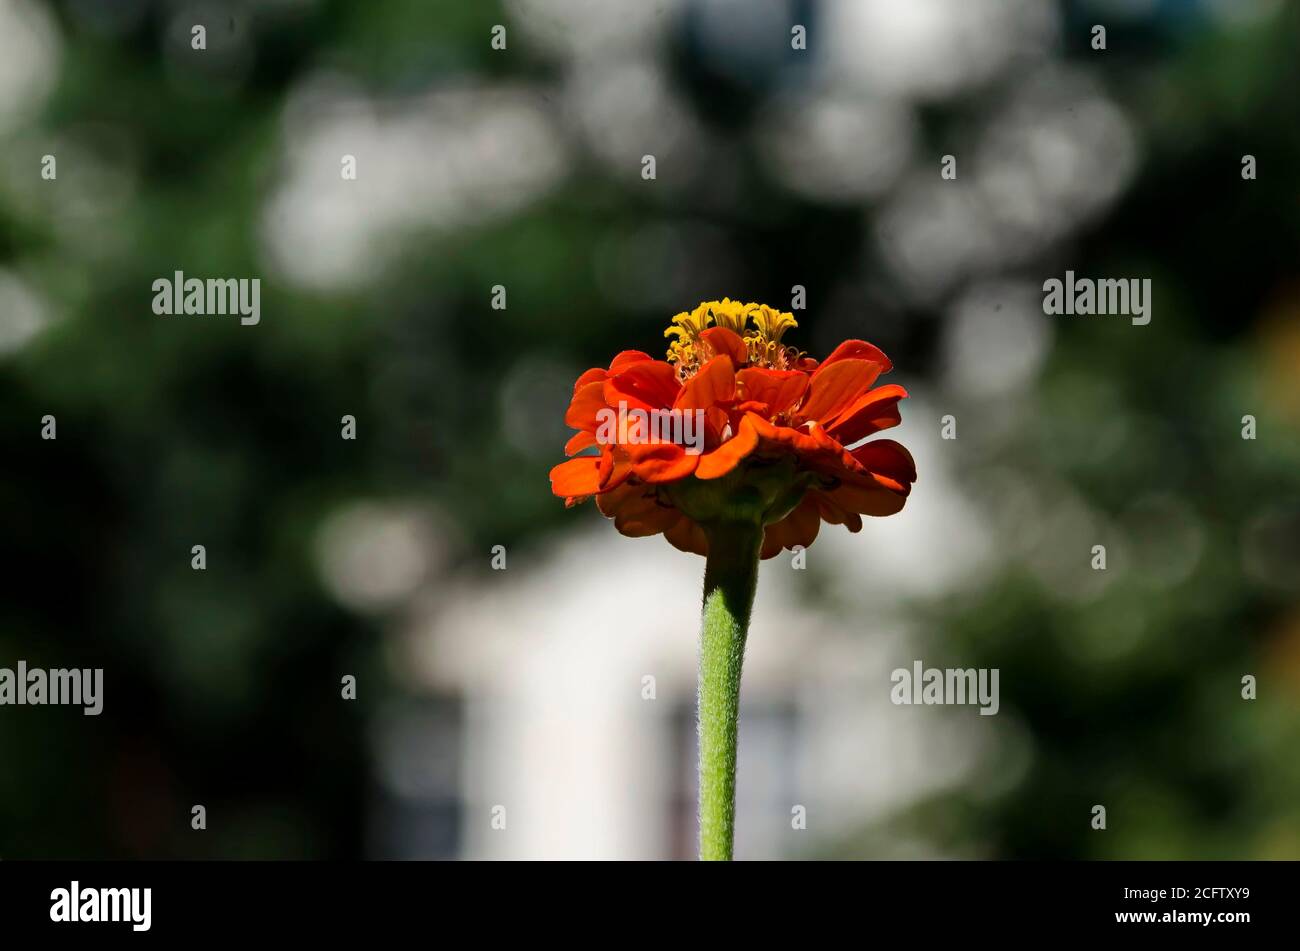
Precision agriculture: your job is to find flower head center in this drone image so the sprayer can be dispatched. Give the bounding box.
[665,299,802,381]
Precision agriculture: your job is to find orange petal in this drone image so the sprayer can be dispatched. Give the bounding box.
[564,431,597,455]
[760,496,821,559]
[596,482,681,537]
[798,359,884,424]
[598,446,633,492]
[664,516,709,556]
[696,413,761,479]
[603,360,681,413]
[609,350,653,371]
[815,339,892,375]
[550,456,602,499]
[812,491,863,532]
[825,479,907,517]
[736,367,809,417]
[624,442,699,483]
[826,384,908,444]
[850,438,916,489]
[573,367,608,394]
[674,354,735,412]
[748,414,826,457]
[739,416,865,480]
[698,326,748,366]
[565,380,610,431]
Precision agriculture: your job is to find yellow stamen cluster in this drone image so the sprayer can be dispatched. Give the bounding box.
[665,299,802,381]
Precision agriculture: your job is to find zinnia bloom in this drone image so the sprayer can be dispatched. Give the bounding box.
[550,299,916,558]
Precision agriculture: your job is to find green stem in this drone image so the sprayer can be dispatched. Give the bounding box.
[697,519,763,861]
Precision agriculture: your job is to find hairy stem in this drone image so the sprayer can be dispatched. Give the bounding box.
[697,519,763,861]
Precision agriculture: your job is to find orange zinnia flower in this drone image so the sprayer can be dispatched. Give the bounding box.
[549,299,916,558]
